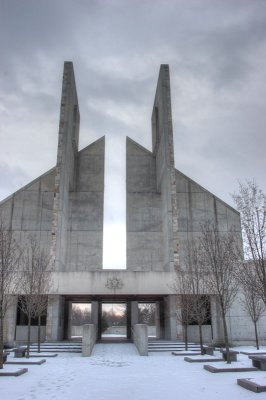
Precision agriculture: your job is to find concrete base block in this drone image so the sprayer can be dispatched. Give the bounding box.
[204,365,257,373]
[6,359,46,365]
[14,348,27,358]
[29,353,58,357]
[203,346,215,355]
[184,356,223,363]
[220,349,239,362]
[172,351,201,356]
[0,368,28,377]
[249,355,266,370]
[238,378,266,393]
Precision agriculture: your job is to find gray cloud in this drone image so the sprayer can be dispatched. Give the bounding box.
[0,161,31,201]
[0,0,265,210]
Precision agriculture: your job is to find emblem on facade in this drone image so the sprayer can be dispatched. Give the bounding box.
[105,276,124,293]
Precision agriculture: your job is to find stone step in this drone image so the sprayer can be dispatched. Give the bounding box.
[148,341,200,352]
[30,342,82,353]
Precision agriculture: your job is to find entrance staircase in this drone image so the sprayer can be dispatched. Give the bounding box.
[30,342,82,353]
[148,340,201,353]
[29,340,200,354]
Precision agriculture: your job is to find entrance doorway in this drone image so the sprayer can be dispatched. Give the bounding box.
[138,303,157,338]
[71,303,91,339]
[100,303,127,340]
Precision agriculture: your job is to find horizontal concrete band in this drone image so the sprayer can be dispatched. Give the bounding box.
[14,271,177,295]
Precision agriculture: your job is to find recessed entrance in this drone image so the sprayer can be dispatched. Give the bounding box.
[63,295,165,342]
[71,303,91,339]
[138,303,157,338]
[101,303,127,340]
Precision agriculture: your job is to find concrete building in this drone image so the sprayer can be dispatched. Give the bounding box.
[1,62,265,346]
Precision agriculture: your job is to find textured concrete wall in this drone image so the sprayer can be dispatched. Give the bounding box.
[67,137,105,271]
[15,326,46,343]
[187,325,212,343]
[126,138,163,271]
[0,169,55,254]
[175,169,242,264]
[225,294,266,346]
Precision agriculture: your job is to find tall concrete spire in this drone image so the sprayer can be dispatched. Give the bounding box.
[51,61,80,271]
[151,65,179,271]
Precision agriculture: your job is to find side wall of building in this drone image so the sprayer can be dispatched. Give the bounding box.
[126,138,163,271]
[0,168,56,253]
[67,137,105,271]
[175,169,242,264]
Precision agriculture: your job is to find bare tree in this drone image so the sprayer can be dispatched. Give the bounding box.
[184,242,211,354]
[0,216,21,369]
[199,221,240,363]
[235,262,265,349]
[72,305,91,326]
[35,295,48,353]
[138,303,155,325]
[19,237,51,357]
[171,242,211,354]
[232,181,266,305]
[171,265,194,350]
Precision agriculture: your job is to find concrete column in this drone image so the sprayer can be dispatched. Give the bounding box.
[175,305,183,340]
[82,324,96,356]
[210,295,224,345]
[4,295,17,346]
[133,324,148,356]
[46,295,65,341]
[155,301,161,339]
[131,301,139,326]
[91,301,98,326]
[91,301,99,339]
[164,295,177,340]
[67,301,72,340]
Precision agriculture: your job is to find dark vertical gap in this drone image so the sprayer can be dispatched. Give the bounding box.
[155,106,159,145]
[213,196,218,228]
[159,300,165,339]
[97,301,102,341]
[127,301,131,340]
[63,300,69,340]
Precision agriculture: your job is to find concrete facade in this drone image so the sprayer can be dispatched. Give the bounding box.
[1,62,265,346]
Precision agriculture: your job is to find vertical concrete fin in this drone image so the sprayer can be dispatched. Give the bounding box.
[56,61,80,187]
[151,65,179,271]
[51,62,80,271]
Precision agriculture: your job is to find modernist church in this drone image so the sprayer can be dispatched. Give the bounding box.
[2,62,263,346]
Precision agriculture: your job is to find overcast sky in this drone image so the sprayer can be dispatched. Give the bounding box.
[1,0,266,267]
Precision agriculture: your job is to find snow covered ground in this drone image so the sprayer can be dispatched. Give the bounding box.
[1,344,266,400]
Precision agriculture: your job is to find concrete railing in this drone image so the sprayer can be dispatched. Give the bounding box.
[132,324,148,356]
[82,324,97,356]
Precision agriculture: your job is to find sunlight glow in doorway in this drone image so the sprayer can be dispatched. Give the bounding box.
[103,135,126,269]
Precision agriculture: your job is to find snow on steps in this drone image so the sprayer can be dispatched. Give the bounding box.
[148,341,201,352]
[30,342,82,353]
[29,340,201,354]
